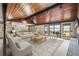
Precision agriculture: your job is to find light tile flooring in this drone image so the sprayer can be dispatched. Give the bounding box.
[54,40,70,56]
[24,37,65,56]
[67,38,79,56]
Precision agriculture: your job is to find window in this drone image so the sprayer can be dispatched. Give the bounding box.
[55,25,60,32]
[50,25,54,32]
[50,24,61,37]
[63,24,71,37]
[44,25,48,35]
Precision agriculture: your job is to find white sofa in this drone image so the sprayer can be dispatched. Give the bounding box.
[6,32,32,56]
[16,32,34,39]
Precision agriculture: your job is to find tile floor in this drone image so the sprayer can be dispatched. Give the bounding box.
[67,38,79,56]
[54,40,70,56]
[24,37,65,56]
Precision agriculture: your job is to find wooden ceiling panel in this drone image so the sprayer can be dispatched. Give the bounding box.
[36,12,49,24]
[62,3,78,21]
[49,6,62,22]
[30,3,44,13]
[14,10,26,18]
[7,3,27,20]
[48,3,78,23]
[7,3,78,25]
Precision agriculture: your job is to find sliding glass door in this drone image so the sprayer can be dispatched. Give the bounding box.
[63,24,71,37]
[50,24,61,37]
[50,25,54,35]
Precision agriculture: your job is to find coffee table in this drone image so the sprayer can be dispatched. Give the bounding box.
[31,35,46,44]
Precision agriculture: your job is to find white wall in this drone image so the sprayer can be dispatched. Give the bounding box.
[0,4,3,38]
[0,4,3,23]
[78,4,79,19]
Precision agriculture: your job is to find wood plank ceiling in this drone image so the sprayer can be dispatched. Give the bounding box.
[7,3,34,24]
[6,3,78,25]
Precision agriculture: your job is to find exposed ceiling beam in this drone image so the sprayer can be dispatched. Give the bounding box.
[33,18,75,25]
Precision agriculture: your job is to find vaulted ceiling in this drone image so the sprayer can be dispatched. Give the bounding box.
[6,3,78,25]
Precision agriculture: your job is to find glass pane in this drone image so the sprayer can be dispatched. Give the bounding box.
[55,29,60,32]
[63,25,70,31]
[63,24,71,37]
[50,25,54,29]
[55,24,60,32]
[64,32,70,37]
[55,25,60,29]
[50,24,60,37]
[50,25,54,34]
[45,26,47,29]
[44,25,48,35]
